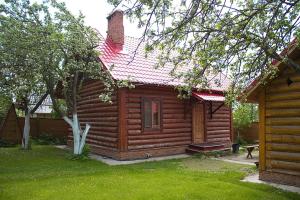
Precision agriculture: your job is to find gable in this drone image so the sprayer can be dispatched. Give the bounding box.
[245,46,300,102]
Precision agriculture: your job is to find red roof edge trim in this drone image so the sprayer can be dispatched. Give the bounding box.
[192,92,225,102]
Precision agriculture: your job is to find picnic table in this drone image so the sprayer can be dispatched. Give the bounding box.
[245,144,259,159]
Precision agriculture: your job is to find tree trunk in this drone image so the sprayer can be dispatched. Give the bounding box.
[22,112,31,149]
[63,113,90,155]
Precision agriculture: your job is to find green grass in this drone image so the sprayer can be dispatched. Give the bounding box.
[0,145,299,200]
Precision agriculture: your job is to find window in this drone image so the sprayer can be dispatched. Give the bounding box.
[142,98,161,131]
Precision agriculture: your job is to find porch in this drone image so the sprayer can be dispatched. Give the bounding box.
[187,92,232,154]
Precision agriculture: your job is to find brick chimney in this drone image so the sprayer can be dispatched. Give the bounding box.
[107,10,124,49]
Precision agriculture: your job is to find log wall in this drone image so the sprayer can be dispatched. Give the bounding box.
[204,102,232,146]
[73,80,119,153]
[262,66,300,182]
[125,86,192,152]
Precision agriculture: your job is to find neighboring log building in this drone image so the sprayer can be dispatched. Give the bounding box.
[245,41,300,187]
[69,10,233,160]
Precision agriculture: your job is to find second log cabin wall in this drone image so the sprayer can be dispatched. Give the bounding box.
[260,64,300,186]
[204,102,232,146]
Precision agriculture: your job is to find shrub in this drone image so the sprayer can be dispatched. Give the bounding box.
[32,133,67,145]
[69,144,90,160]
[0,139,17,147]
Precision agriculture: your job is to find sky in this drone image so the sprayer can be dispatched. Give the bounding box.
[58,0,143,38]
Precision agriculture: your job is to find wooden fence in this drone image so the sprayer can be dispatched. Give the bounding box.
[18,117,69,139]
[0,104,68,143]
[234,122,259,143]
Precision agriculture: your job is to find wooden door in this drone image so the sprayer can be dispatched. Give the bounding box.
[192,102,205,144]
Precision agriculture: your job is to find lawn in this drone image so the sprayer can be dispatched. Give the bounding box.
[0,145,299,200]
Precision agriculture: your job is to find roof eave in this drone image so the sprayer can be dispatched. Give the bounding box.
[244,43,299,102]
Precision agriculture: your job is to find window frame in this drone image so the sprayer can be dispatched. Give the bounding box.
[141,97,163,133]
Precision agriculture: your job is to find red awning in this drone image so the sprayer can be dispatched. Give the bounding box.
[192,92,225,102]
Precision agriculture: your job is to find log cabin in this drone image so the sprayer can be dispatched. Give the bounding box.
[245,40,300,186]
[69,10,232,160]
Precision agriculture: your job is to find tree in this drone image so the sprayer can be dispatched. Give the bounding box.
[109,0,300,100]
[39,1,131,155]
[0,1,49,149]
[233,103,257,132]
[0,94,11,120]
[1,0,130,155]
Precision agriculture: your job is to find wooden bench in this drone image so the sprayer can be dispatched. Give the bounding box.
[245,144,259,159]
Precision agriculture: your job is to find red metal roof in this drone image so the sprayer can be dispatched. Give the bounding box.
[192,92,225,102]
[98,35,231,91]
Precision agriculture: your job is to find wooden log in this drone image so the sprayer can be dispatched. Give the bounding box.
[206,130,230,135]
[78,117,118,122]
[164,119,192,123]
[266,108,300,117]
[266,134,300,144]
[127,119,142,125]
[127,97,141,103]
[79,121,118,127]
[128,136,191,145]
[266,99,300,108]
[267,82,300,94]
[206,126,230,131]
[87,134,118,143]
[127,124,142,130]
[78,112,118,118]
[86,139,117,148]
[207,138,230,143]
[126,103,141,108]
[266,91,300,102]
[266,142,300,152]
[91,126,118,132]
[163,123,191,129]
[77,106,118,113]
[128,108,141,114]
[88,130,118,137]
[164,114,191,119]
[267,159,300,171]
[268,168,300,176]
[128,132,191,140]
[266,117,300,126]
[128,130,141,135]
[206,122,230,127]
[88,143,117,151]
[78,103,117,110]
[163,109,185,114]
[266,125,300,134]
[128,141,190,150]
[127,113,141,119]
[163,128,192,133]
[206,134,230,139]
